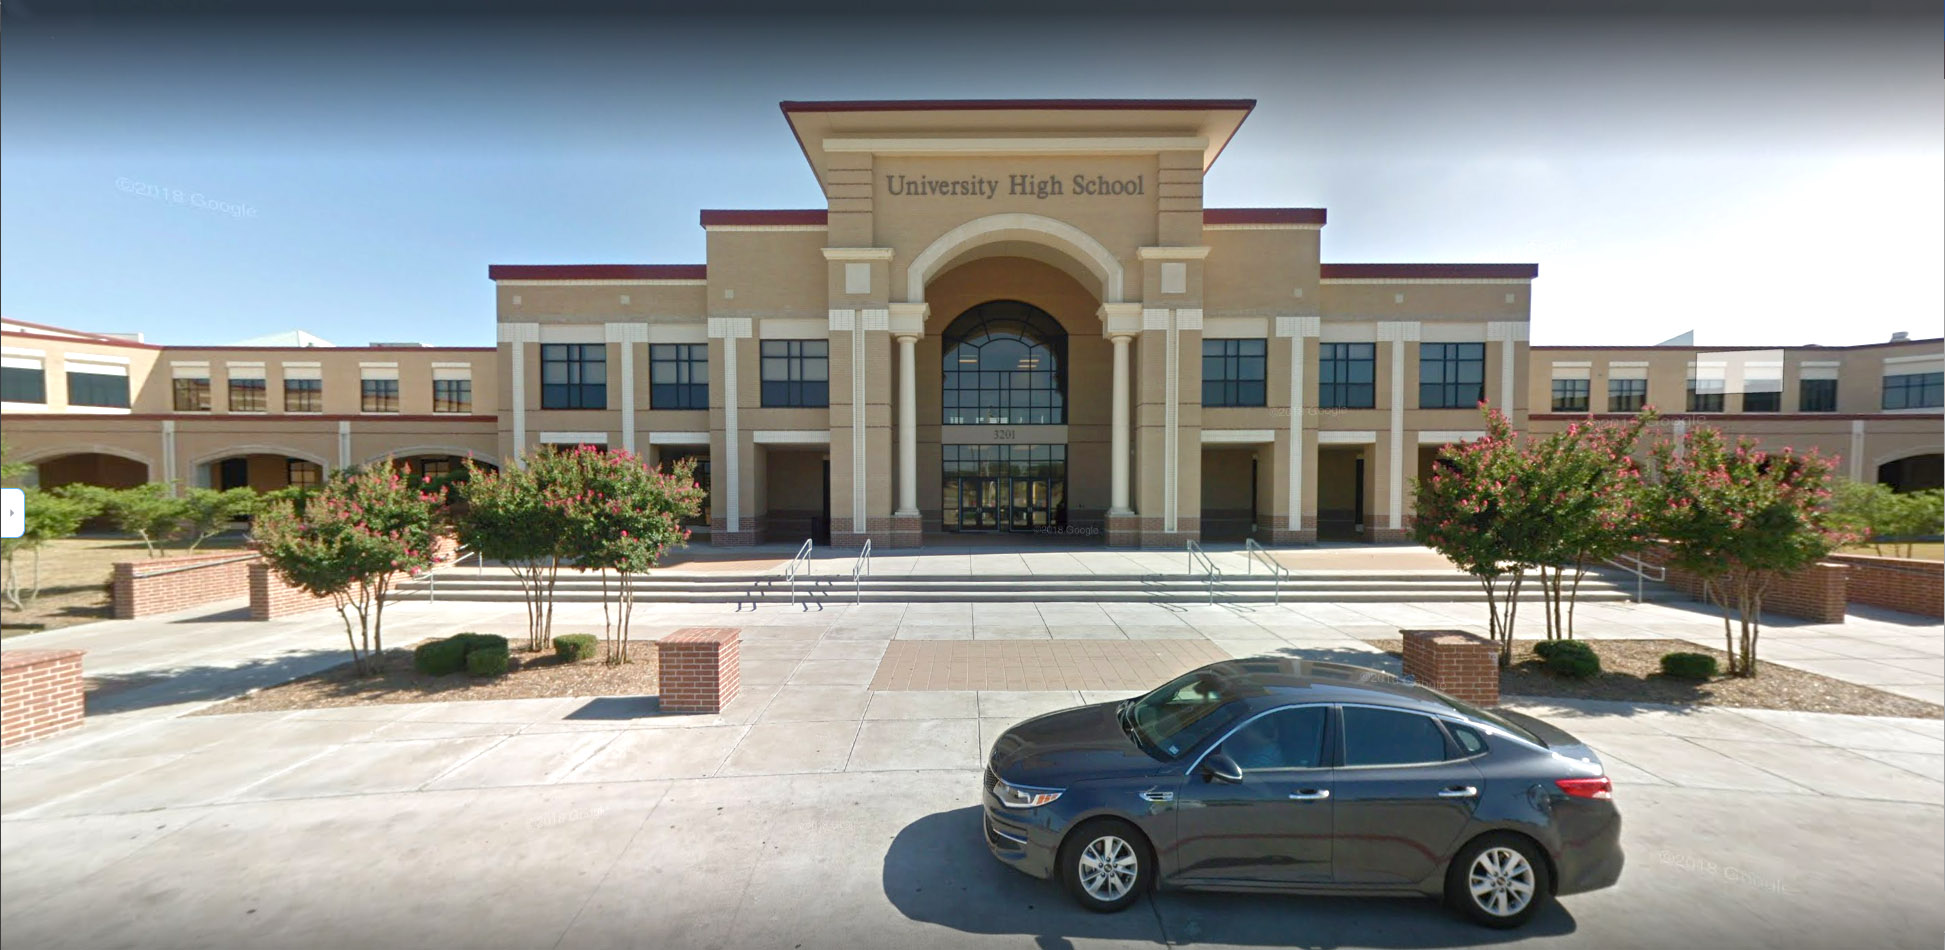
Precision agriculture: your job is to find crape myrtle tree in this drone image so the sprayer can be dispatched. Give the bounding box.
[1412,409,1553,667]
[1647,427,1846,677]
[1829,478,1944,558]
[1527,413,1654,640]
[57,483,187,557]
[555,447,704,665]
[1,488,100,609]
[251,461,444,675]
[453,451,575,653]
[177,487,261,551]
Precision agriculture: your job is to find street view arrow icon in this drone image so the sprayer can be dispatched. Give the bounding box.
[1,487,23,539]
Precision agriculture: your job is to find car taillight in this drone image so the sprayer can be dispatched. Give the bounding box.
[1555,776,1613,800]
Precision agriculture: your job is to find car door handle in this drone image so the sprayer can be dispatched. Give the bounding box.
[1437,785,1478,799]
[1287,789,1331,801]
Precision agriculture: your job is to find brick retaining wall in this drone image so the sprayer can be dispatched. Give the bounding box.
[1401,629,1498,706]
[1831,554,1943,618]
[1634,546,1848,624]
[1,648,86,748]
[656,626,741,713]
[111,551,261,619]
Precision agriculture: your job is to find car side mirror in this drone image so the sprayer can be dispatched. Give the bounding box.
[1201,752,1244,784]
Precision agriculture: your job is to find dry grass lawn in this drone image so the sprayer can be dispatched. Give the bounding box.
[1,534,250,636]
[1840,542,1943,562]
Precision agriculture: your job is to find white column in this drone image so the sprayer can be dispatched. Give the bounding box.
[337,420,352,470]
[499,323,538,466]
[1109,333,1133,514]
[606,323,646,455]
[160,420,178,493]
[708,318,752,533]
[1487,321,1527,412]
[1379,321,1421,532]
[1275,317,1320,534]
[1849,419,1867,481]
[896,332,919,517]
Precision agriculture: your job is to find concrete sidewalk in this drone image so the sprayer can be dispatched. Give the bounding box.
[3,686,1940,949]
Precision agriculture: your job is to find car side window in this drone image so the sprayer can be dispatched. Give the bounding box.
[1219,706,1327,771]
[1446,721,1488,757]
[1341,706,1450,767]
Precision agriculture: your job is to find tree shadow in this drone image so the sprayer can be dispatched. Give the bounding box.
[883,806,1575,948]
[84,649,351,715]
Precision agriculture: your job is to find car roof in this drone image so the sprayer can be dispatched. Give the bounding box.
[1199,656,1456,716]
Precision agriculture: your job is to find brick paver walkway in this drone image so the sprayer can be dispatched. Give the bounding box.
[869,639,1228,691]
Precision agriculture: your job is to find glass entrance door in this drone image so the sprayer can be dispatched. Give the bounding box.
[959,477,1002,531]
[943,444,1067,533]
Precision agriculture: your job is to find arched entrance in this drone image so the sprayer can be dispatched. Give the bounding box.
[939,299,1069,532]
[1878,453,1944,493]
[28,451,150,490]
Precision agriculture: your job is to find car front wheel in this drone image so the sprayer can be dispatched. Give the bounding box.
[1447,833,1552,929]
[1059,819,1150,913]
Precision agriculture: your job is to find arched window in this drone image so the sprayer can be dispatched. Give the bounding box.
[940,300,1067,426]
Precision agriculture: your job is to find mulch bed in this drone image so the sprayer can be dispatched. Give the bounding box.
[192,639,660,716]
[1372,638,1944,720]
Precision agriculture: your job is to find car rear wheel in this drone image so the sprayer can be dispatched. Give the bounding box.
[1446,833,1552,929]
[1059,819,1150,913]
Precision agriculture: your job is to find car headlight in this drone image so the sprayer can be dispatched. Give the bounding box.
[995,781,1063,809]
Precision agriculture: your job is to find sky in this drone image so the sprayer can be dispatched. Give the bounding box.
[1,14,1940,349]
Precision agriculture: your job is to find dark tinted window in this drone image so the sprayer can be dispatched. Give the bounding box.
[1319,343,1375,409]
[1342,706,1448,766]
[1550,378,1589,412]
[1608,378,1646,412]
[541,343,608,409]
[1447,721,1487,756]
[760,339,829,408]
[649,343,708,410]
[2,365,47,403]
[1884,372,1944,410]
[1220,706,1327,770]
[68,371,130,408]
[1799,378,1836,412]
[1420,343,1486,409]
[1202,338,1267,408]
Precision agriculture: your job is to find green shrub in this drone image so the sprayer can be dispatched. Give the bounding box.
[553,634,599,662]
[1660,652,1719,680]
[1543,640,1600,679]
[1533,640,1572,661]
[466,647,510,677]
[452,632,509,657]
[412,638,466,676]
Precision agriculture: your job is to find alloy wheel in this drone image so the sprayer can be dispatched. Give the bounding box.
[1077,834,1139,902]
[1467,846,1537,917]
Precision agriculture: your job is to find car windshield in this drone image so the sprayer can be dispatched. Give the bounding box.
[1125,670,1247,759]
[1418,686,1546,747]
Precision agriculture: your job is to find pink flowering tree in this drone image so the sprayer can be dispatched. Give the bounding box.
[1647,426,1846,676]
[1412,408,1553,666]
[1526,412,1655,640]
[555,448,705,665]
[251,461,444,675]
[453,451,577,652]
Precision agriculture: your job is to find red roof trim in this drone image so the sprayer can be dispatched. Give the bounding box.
[1204,208,1327,226]
[0,413,501,424]
[488,265,706,281]
[1,317,145,343]
[1320,263,1539,280]
[1532,339,1944,352]
[699,209,829,227]
[780,98,1257,114]
[0,329,164,350]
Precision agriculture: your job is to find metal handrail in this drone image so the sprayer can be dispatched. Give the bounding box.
[784,538,814,606]
[124,551,261,579]
[1603,552,1666,603]
[426,546,484,604]
[1243,538,1292,605]
[1185,539,1221,605]
[852,538,872,604]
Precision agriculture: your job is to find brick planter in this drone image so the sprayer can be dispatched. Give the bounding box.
[1401,629,1498,706]
[112,551,261,619]
[656,627,741,713]
[1,649,86,748]
[248,562,333,620]
[1636,545,1849,624]
[1831,554,1943,618]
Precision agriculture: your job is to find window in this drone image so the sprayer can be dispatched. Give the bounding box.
[1341,706,1450,767]
[1202,338,1267,407]
[433,379,471,413]
[1419,343,1486,409]
[760,339,830,408]
[1608,378,1647,413]
[284,378,322,412]
[1884,372,1944,410]
[1741,390,1780,412]
[1319,343,1375,409]
[1799,378,1837,412]
[541,343,608,409]
[361,378,399,413]
[67,371,129,408]
[1219,706,1328,770]
[1126,669,1248,759]
[173,377,211,411]
[1,365,46,403]
[649,343,708,410]
[229,378,267,412]
[1446,721,1488,756]
[1686,378,1725,412]
[941,301,1064,424]
[1550,378,1590,412]
[420,457,454,481]
[286,459,323,488]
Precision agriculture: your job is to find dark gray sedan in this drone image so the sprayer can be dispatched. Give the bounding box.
[981,657,1623,928]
